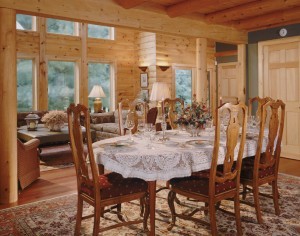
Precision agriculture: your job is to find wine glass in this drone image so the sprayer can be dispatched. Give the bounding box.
[144,123,155,149]
[138,119,145,136]
[125,115,135,142]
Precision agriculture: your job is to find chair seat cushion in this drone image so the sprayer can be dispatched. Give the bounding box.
[170,175,236,196]
[241,159,275,180]
[80,172,148,200]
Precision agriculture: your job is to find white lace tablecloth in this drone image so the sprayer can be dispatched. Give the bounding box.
[92,130,267,181]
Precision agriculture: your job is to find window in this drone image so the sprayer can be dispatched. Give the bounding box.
[47,18,77,36]
[88,62,112,112]
[16,14,36,31]
[48,61,75,110]
[175,69,193,106]
[17,59,34,111]
[88,24,114,40]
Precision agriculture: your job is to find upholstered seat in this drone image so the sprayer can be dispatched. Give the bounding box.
[80,172,148,200]
[241,157,275,180]
[170,176,236,196]
[67,103,149,235]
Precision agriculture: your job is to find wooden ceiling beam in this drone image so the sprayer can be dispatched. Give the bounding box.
[232,7,300,30]
[113,0,147,9]
[0,0,247,44]
[205,0,300,23]
[166,0,218,18]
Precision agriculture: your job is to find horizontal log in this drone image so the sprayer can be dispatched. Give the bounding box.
[0,0,247,43]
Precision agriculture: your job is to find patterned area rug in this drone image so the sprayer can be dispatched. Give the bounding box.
[1,174,299,235]
[39,152,74,172]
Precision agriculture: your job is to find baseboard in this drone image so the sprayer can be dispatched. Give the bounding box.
[281,152,300,161]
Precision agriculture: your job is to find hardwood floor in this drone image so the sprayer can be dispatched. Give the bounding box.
[0,157,299,210]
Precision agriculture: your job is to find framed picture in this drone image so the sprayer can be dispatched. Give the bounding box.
[140,73,148,88]
[141,89,149,101]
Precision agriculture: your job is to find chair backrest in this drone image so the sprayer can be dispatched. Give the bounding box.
[118,99,130,135]
[254,100,285,173]
[210,103,247,195]
[67,104,100,201]
[162,98,184,129]
[248,96,273,119]
[220,96,239,106]
[146,107,158,125]
[129,99,148,134]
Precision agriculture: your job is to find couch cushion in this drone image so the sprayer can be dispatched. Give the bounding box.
[90,123,120,135]
[80,172,148,200]
[114,110,128,126]
[90,112,115,124]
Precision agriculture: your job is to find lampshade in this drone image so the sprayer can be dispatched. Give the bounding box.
[88,85,106,98]
[150,82,171,101]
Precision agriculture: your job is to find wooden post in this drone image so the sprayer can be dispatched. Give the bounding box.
[196,38,207,102]
[237,44,246,103]
[80,22,88,106]
[0,7,18,204]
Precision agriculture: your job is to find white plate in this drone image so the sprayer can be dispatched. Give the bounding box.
[164,140,179,147]
[186,140,211,146]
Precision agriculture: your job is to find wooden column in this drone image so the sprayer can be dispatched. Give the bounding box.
[237,44,246,103]
[0,7,18,204]
[80,22,88,106]
[38,17,47,110]
[196,38,207,102]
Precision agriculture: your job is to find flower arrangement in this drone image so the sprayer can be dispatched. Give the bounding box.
[175,95,211,128]
[41,110,67,131]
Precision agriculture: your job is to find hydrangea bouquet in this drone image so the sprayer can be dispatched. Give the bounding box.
[41,110,67,131]
[175,95,211,128]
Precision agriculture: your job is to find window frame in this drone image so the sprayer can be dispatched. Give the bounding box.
[172,65,196,105]
[87,59,116,112]
[16,14,37,31]
[17,54,38,111]
[46,57,80,110]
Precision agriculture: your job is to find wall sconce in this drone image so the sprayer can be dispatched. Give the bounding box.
[158,65,170,72]
[138,66,148,72]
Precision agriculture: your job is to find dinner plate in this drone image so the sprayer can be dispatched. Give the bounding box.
[164,140,179,147]
[186,139,211,146]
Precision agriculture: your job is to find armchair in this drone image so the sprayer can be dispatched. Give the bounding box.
[17,138,40,189]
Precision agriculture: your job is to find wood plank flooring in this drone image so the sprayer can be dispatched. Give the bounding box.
[0,157,299,210]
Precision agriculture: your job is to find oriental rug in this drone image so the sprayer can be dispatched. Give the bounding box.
[0,174,299,235]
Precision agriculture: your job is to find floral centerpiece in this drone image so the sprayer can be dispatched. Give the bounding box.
[41,110,67,131]
[175,95,211,129]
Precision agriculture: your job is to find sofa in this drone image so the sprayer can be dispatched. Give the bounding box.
[90,110,127,141]
[90,107,158,141]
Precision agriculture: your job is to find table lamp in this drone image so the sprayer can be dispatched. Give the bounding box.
[150,82,171,123]
[88,85,106,113]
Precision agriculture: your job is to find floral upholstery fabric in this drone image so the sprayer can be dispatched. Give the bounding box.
[80,172,148,200]
[170,175,236,196]
[90,112,115,124]
[241,157,275,180]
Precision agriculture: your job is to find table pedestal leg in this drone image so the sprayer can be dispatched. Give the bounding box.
[148,181,156,236]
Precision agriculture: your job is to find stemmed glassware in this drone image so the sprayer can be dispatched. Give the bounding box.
[160,116,168,141]
[138,119,145,136]
[144,123,155,149]
[125,115,135,142]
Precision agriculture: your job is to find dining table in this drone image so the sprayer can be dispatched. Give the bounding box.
[92,128,268,235]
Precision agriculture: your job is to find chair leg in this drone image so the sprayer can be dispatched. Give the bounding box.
[253,186,263,224]
[209,201,217,236]
[93,204,101,236]
[234,193,242,235]
[242,184,247,200]
[167,190,177,231]
[117,203,125,221]
[75,196,83,235]
[272,180,280,215]
[143,194,150,232]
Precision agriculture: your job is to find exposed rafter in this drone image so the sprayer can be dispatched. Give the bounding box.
[113,0,147,9]
[205,0,300,23]
[232,7,300,30]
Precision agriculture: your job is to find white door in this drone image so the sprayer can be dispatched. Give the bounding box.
[259,37,300,160]
[218,62,238,105]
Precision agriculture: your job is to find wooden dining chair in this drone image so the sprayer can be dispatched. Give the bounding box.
[162,98,184,129]
[220,96,239,106]
[67,103,149,235]
[167,102,247,236]
[248,96,273,119]
[240,99,285,224]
